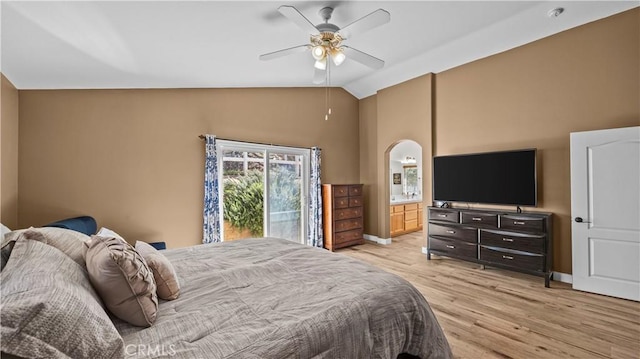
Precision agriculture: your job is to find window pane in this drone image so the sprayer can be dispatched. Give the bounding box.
[268,152,302,242]
[222,151,265,240]
[223,150,244,158]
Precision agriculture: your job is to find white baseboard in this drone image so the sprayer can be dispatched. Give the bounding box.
[552,272,572,284]
[364,234,392,245]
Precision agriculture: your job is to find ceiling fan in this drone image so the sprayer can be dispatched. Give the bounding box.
[259,5,390,84]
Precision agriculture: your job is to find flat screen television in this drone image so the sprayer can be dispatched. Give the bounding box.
[432,149,537,207]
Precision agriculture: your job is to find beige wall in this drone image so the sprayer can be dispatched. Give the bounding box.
[1,74,19,229]
[18,87,359,248]
[359,95,378,236]
[434,9,640,273]
[374,74,433,239]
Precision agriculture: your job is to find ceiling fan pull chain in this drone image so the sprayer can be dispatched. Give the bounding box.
[325,84,329,121]
[327,60,332,119]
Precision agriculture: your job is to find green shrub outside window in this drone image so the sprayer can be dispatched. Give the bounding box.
[223,168,301,236]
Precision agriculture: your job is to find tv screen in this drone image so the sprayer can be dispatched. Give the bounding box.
[433,149,537,206]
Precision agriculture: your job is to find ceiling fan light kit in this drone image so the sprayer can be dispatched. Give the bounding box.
[314,57,327,70]
[311,45,327,61]
[330,48,346,66]
[310,31,346,67]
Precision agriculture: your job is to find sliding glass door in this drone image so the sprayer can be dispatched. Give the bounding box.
[217,141,309,244]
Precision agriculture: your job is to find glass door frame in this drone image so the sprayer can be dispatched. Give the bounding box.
[216,140,310,244]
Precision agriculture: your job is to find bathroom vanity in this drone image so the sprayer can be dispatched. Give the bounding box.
[390,199,423,237]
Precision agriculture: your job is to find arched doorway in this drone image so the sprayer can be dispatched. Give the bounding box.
[387,140,423,238]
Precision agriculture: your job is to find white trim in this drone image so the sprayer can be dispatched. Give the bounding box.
[422,247,428,255]
[364,234,392,245]
[552,272,573,284]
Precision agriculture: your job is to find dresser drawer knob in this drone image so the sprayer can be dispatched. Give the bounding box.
[446,245,455,249]
[472,217,482,221]
[438,214,447,218]
[502,255,514,260]
[446,230,455,234]
[502,238,514,242]
[513,221,525,225]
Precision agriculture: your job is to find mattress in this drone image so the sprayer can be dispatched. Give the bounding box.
[115,238,452,358]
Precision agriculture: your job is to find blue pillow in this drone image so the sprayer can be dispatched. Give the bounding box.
[44,216,97,236]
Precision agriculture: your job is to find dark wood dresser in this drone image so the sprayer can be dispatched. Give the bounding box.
[427,206,553,287]
[322,184,364,251]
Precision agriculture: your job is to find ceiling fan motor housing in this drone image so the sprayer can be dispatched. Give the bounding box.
[316,23,339,33]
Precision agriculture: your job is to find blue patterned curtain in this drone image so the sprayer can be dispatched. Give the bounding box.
[203,135,221,243]
[307,147,323,247]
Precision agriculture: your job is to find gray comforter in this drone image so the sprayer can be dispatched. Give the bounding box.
[115,238,452,359]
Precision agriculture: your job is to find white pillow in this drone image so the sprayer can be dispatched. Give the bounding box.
[96,227,127,243]
[1,224,11,239]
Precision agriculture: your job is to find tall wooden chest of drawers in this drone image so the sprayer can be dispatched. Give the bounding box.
[322,184,364,251]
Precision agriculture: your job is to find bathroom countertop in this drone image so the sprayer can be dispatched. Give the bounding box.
[390,198,423,205]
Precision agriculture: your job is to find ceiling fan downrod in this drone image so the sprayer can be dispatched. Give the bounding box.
[316,7,339,33]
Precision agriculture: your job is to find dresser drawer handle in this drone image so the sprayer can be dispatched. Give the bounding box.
[502,255,514,260]
[438,214,447,218]
[446,230,455,234]
[472,217,482,221]
[513,221,526,225]
[446,245,455,249]
[502,238,514,242]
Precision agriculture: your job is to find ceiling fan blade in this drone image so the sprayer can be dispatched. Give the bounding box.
[337,9,390,39]
[278,5,320,35]
[259,45,309,61]
[313,67,326,84]
[343,46,385,69]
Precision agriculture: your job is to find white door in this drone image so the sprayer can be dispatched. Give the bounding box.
[570,126,640,301]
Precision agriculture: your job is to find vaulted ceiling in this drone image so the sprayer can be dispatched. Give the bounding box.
[1,1,636,98]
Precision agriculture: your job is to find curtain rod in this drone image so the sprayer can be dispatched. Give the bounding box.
[198,135,314,151]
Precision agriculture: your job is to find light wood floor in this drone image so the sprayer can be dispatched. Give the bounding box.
[337,231,640,359]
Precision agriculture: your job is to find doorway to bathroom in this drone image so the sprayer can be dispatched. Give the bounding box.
[389,140,423,237]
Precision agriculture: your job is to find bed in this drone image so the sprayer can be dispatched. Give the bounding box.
[1,228,452,359]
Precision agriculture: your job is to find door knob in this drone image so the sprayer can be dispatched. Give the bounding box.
[574,217,592,224]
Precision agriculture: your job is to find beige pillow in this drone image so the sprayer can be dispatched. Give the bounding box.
[97,227,127,243]
[2,227,88,270]
[135,241,181,300]
[85,235,158,327]
[1,238,124,358]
